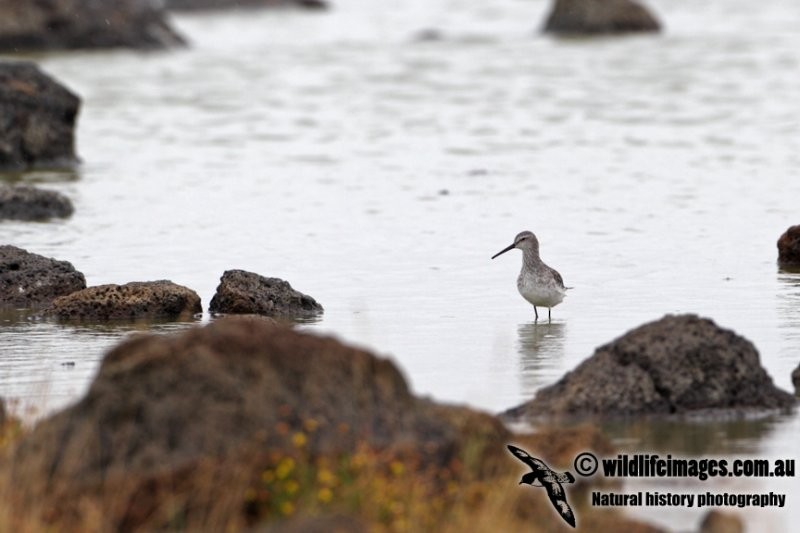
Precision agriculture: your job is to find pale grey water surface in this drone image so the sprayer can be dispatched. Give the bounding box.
[1,0,799,530]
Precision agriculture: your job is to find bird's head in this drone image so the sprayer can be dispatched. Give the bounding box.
[492,230,539,259]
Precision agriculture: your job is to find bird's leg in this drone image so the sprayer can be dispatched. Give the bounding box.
[534,305,539,321]
[548,308,551,323]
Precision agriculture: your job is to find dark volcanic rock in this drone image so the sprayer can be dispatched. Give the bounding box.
[544,0,661,35]
[45,280,201,321]
[209,269,323,319]
[0,62,80,171]
[777,225,800,270]
[0,0,185,52]
[0,245,86,308]
[11,317,509,529]
[505,315,795,421]
[12,316,478,473]
[165,0,327,10]
[699,510,744,533]
[792,363,800,396]
[0,185,73,220]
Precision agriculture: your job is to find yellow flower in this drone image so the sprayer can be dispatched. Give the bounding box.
[280,501,295,516]
[284,479,300,495]
[291,432,307,448]
[390,461,405,477]
[276,458,295,479]
[317,468,336,485]
[261,470,275,483]
[317,487,333,503]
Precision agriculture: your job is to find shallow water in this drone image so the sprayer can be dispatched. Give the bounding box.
[1,0,799,530]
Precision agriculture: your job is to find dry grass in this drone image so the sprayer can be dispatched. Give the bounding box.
[0,414,660,533]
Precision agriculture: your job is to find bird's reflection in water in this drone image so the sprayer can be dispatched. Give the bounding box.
[516,321,567,396]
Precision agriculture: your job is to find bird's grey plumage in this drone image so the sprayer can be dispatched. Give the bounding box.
[492,231,568,321]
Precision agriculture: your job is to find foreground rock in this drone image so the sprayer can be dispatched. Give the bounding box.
[0,185,73,220]
[13,317,487,475]
[777,225,800,270]
[209,269,323,319]
[505,315,795,421]
[0,245,85,308]
[10,317,505,528]
[0,0,184,52]
[8,317,659,532]
[0,62,80,171]
[165,0,327,10]
[543,0,661,34]
[45,280,201,321]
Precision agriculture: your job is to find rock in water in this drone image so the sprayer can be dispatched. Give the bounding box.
[0,62,80,170]
[777,225,800,270]
[0,185,73,220]
[0,245,86,308]
[164,0,327,10]
[505,314,795,421]
[544,0,661,35]
[0,0,185,51]
[209,269,323,319]
[46,280,202,321]
[699,510,744,533]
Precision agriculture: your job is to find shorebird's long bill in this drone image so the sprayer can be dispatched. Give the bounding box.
[491,243,515,259]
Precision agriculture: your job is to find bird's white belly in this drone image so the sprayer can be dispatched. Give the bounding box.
[517,271,565,308]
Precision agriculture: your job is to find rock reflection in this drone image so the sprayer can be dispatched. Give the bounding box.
[601,414,787,456]
[777,272,800,391]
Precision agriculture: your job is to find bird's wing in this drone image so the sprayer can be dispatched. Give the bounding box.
[507,445,546,472]
[541,471,575,484]
[543,481,576,528]
[555,471,575,484]
[549,266,566,290]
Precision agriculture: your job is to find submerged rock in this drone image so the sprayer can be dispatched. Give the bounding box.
[209,269,323,319]
[164,0,327,10]
[0,185,73,220]
[0,62,80,171]
[777,225,800,270]
[0,245,86,308]
[45,280,201,321]
[0,0,185,52]
[505,315,795,422]
[543,0,661,35]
